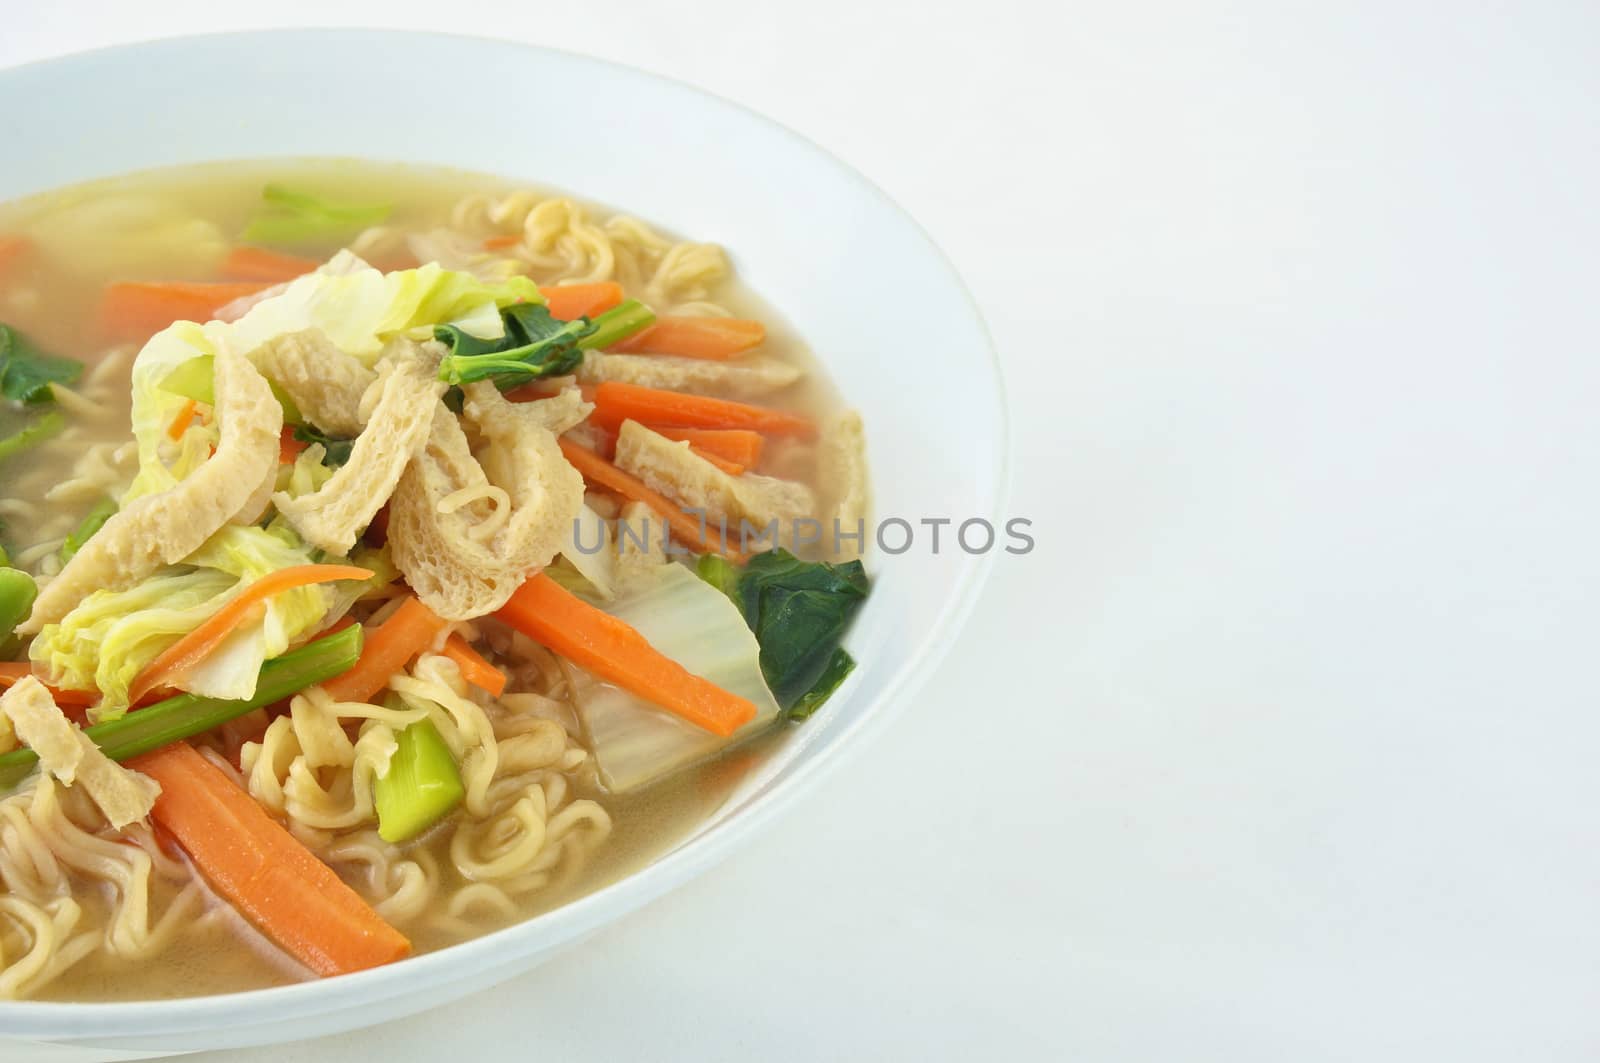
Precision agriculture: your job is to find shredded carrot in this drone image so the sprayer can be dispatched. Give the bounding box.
[321,596,449,704]
[498,574,756,737]
[0,235,31,285]
[591,381,816,439]
[688,446,746,476]
[558,438,745,561]
[129,564,374,705]
[538,282,624,322]
[440,634,507,698]
[101,281,272,338]
[166,398,200,442]
[222,246,320,283]
[279,426,308,465]
[482,234,522,251]
[642,425,765,467]
[131,742,410,976]
[609,316,765,359]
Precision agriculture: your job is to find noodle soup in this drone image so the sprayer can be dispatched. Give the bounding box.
[0,161,869,1001]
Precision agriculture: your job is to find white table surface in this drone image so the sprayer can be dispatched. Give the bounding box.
[8,2,1600,1059]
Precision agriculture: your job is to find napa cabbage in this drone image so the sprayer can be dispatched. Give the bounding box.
[30,524,332,720]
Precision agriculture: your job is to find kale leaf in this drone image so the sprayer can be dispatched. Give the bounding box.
[435,303,595,388]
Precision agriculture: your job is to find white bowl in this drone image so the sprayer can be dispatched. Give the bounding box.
[0,30,1007,1059]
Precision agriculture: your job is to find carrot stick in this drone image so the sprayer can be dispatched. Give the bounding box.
[222,246,320,283]
[440,634,507,698]
[130,564,374,704]
[609,316,765,359]
[166,398,200,442]
[482,234,521,251]
[591,381,816,439]
[101,281,272,338]
[321,596,449,704]
[130,742,410,976]
[644,426,764,467]
[538,282,624,322]
[688,446,745,476]
[558,438,745,561]
[497,574,757,737]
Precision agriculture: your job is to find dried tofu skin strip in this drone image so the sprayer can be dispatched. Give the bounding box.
[817,410,870,561]
[247,328,376,435]
[272,353,445,554]
[577,351,802,399]
[20,346,281,634]
[388,384,583,620]
[613,420,813,533]
[0,677,158,828]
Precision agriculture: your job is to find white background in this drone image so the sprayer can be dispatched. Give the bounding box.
[8,2,1600,1059]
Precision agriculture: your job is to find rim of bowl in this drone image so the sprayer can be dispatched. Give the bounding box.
[0,27,1012,1037]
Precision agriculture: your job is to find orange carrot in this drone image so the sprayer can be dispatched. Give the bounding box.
[558,438,745,561]
[538,282,624,322]
[497,574,757,737]
[610,317,765,359]
[0,663,97,710]
[279,426,308,465]
[482,234,521,251]
[166,398,200,442]
[129,565,373,704]
[440,634,507,697]
[101,281,271,338]
[644,425,764,468]
[222,246,320,283]
[130,742,410,976]
[591,381,816,439]
[688,446,745,476]
[321,596,449,704]
[0,235,30,285]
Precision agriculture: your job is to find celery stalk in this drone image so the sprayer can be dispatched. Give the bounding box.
[375,718,464,843]
[579,299,655,350]
[0,568,37,639]
[0,624,363,790]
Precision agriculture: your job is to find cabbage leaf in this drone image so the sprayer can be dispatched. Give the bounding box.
[30,524,332,720]
[572,562,779,793]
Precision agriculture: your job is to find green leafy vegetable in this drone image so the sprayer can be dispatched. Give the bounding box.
[435,302,595,387]
[0,624,363,791]
[241,184,391,248]
[291,424,356,467]
[697,549,868,715]
[787,647,855,720]
[61,498,117,562]
[0,325,82,405]
[435,299,658,388]
[374,718,464,843]
[0,411,64,463]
